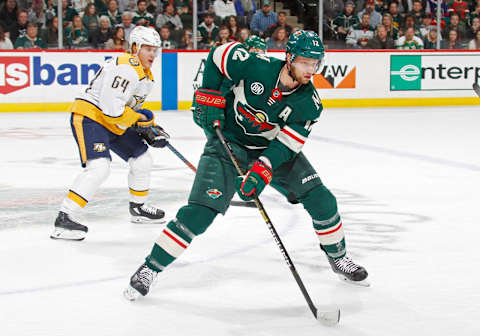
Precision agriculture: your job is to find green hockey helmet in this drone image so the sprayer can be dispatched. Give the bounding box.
[243,35,267,53]
[286,30,325,71]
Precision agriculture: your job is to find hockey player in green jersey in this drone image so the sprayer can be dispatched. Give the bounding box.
[124,30,369,300]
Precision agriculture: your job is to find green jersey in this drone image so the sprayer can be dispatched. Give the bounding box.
[202,42,323,170]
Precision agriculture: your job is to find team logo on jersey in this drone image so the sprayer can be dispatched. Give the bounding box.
[93,143,106,152]
[235,103,276,138]
[250,82,264,95]
[129,58,140,66]
[132,94,146,105]
[206,189,223,199]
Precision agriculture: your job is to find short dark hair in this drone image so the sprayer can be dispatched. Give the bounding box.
[137,0,146,4]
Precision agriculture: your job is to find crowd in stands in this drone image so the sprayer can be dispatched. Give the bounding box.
[0,0,479,50]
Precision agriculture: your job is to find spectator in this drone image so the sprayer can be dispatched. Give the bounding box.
[9,9,29,44]
[264,11,292,39]
[156,3,183,31]
[423,27,439,48]
[443,12,467,40]
[178,27,194,49]
[331,0,359,41]
[367,24,395,48]
[104,25,128,49]
[387,1,403,30]
[41,15,61,48]
[45,0,57,24]
[82,3,100,36]
[419,13,433,38]
[225,15,242,40]
[213,0,236,20]
[0,0,18,31]
[469,4,480,26]
[198,12,218,48]
[28,0,47,29]
[94,0,109,13]
[358,0,382,28]
[425,0,448,16]
[396,26,424,48]
[66,15,89,48]
[61,0,79,27]
[118,0,136,12]
[0,25,13,49]
[215,24,233,45]
[448,0,469,19]
[159,24,177,49]
[14,22,47,48]
[382,13,399,40]
[72,0,89,13]
[374,0,388,15]
[238,26,250,43]
[324,0,344,20]
[235,0,256,22]
[146,0,161,15]
[468,29,480,49]
[102,0,122,26]
[402,14,421,36]
[441,28,462,48]
[132,0,155,25]
[118,11,134,41]
[466,17,480,39]
[250,0,277,37]
[174,0,193,28]
[410,0,424,25]
[266,26,288,49]
[91,15,112,48]
[346,12,375,48]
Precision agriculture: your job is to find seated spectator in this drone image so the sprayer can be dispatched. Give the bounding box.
[14,22,47,48]
[409,0,425,25]
[235,0,256,23]
[119,11,134,41]
[61,0,79,27]
[159,25,178,49]
[146,0,161,15]
[443,12,467,40]
[174,0,193,28]
[0,26,13,49]
[332,0,359,41]
[104,26,128,49]
[72,0,89,13]
[118,0,137,12]
[419,13,434,38]
[324,0,344,21]
[91,15,112,48]
[266,26,288,49]
[28,0,47,29]
[358,0,382,28]
[374,0,388,15]
[213,0,236,20]
[238,27,250,43]
[264,11,292,39]
[66,15,89,48]
[448,0,469,19]
[225,15,242,40]
[198,12,219,49]
[0,0,19,31]
[346,12,375,48]
[387,1,403,30]
[367,24,395,48]
[41,15,61,48]
[102,0,122,26]
[9,9,29,44]
[45,0,57,25]
[382,13,399,40]
[178,27,194,49]
[94,0,109,14]
[441,29,462,48]
[156,3,183,31]
[250,0,277,37]
[132,0,155,25]
[468,4,480,26]
[215,24,233,45]
[82,3,100,36]
[423,27,439,49]
[468,29,480,49]
[402,14,422,36]
[425,0,448,16]
[396,26,424,48]
[466,17,480,39]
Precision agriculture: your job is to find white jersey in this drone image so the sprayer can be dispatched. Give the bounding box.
[71,53,155,135]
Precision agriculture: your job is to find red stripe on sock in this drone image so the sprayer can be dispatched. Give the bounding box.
[316,222,343,236]
[163,230,187,249]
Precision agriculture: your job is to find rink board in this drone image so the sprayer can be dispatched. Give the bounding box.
[1,49,479,112]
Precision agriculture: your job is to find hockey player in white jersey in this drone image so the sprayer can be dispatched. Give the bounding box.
[51,26,168,241]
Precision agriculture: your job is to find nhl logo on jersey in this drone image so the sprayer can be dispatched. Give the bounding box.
[206,189,223,199]
[250,82,264,95]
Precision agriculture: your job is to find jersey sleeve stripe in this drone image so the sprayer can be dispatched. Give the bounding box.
[213,41,239,80]
[282,126,306,144]
[276,126,306,153]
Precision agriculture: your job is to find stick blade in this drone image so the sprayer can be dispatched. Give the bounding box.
[316,309,340,326]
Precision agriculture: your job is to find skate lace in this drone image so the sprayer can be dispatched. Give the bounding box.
[138,266,157,286]
[334,256,359,274]
[140,204,158,215]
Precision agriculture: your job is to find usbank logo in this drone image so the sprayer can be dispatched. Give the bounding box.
[390,55,421,90]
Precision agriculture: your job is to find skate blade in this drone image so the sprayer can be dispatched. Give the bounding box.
[316,308,340,326]
[50,228,86,241]
[123,285,141,301]
[130,216,166,224]
[337,274,370,287]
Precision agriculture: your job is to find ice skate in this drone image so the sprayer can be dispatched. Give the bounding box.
[123,262,158,301]
[322,246,370,287]
[50,211,88,241]
[129,202,165,224]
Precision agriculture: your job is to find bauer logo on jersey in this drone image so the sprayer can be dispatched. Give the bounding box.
[206,189,223,199]
[250,82,264,95]
[93,143,107,152]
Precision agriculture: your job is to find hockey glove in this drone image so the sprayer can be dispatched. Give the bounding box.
[135,124,170,148]
[234,160,273,201]
[191,89,226,133]
[135,108,155,128]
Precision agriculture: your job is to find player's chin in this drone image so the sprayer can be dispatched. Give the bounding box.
[301,76,312,84]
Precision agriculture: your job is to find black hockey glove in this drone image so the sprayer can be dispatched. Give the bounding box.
[135,124,170,148]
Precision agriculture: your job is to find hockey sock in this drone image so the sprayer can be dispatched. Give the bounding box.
[128,152,152,204]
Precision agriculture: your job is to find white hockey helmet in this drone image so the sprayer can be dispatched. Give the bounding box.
[129,26,161,53]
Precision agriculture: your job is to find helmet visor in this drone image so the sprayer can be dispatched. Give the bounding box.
[292,57,325,74]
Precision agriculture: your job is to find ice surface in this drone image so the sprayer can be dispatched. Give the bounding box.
[0,107,479,336]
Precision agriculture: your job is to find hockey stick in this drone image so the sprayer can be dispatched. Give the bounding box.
[214,123,340,325]
[473,82,480,97]
[166,142,256,208]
